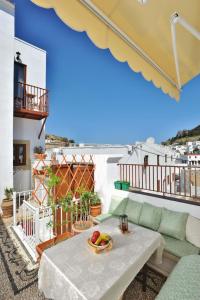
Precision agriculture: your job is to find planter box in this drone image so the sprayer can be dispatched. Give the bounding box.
[114,181,122,190]
[34,153,47,160]
[36,231,73,261]
[121,181,130,191]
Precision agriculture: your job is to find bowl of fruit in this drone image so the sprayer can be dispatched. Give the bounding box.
[88,231,112,253]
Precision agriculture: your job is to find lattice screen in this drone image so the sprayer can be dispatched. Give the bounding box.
[32,154,95,206]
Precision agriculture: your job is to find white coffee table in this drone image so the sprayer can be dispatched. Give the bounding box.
[39,218,164,300]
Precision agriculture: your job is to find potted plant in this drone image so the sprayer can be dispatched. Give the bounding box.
[72,192,93,234]
[90,192,101,217]
[1,187,14,218]
[33,146,47,160]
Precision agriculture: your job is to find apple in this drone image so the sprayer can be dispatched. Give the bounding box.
[91,231,100,244]
[100,240,107,246]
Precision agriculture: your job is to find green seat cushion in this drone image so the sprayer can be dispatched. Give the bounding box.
[162,234,200,257]
[124,199,143,224]
[94,213,112,223]
[158,208,188,240]
[108,196,128,216]
[139,202,162,230]
[156,255,200,300]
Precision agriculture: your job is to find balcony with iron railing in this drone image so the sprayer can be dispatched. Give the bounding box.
[118,163,200,204]
[14,82,49,120]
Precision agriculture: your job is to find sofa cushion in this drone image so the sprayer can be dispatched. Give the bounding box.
[139,202,162,230]
[156,255,200,300]
[108,196,128,216]
[186,215,200,248]
[162,234,200,258]
[158,208,188,240]
[94,213,112,223]
[124,199,143,224]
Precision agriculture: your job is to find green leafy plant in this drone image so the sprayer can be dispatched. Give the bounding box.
[34,146,44,154]
[90,192,101,206]
[80,191,91,202]
[46,167,61,190]
[45,166,61,209]
[60,192,73,213]
[4,187,13,200]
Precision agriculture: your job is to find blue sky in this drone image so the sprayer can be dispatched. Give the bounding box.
[15,0,200,144]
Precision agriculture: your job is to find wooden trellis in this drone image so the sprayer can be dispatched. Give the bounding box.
[32,154,95,205]
[32,154,95,235]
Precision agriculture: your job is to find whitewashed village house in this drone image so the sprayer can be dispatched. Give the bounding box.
[119,137,176,166]
[0,0,47,207]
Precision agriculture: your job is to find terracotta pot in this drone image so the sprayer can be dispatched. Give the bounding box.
[1,198,13,218]
[34,153,47,160]
[90,205,101,217]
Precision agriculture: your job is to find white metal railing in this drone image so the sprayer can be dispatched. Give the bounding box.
[22,200,40,249]
[39,205,54,241]
[12,190,92,260]
[13,190,33,227]
[12,191,40,260]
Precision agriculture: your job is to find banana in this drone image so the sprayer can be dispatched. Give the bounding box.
[100,233,110,241]
[95,235,102,245]
[94,233,110,245]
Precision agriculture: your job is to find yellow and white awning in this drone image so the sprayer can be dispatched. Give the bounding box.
[32,0,200,100]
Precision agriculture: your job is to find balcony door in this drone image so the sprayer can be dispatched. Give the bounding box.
[14,62,26,109]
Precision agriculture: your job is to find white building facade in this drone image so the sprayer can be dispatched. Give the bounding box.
[187,141,200,153]
[119,138,177,166]
[0,0,48,205]
[188,154,200,166]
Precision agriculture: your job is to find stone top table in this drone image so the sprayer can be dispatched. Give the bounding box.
[39,218,164,300]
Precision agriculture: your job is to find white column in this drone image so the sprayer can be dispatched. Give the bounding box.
[13,191,17,226]
[35,207,40,245]
[0,1,15,207]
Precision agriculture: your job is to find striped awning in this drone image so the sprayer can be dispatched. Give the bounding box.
[32,0,200,100]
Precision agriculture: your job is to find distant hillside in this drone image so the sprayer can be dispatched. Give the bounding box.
[162,125,200,145]
[45,134,75,148]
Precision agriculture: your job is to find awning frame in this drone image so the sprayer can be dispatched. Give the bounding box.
[171,12,200,90]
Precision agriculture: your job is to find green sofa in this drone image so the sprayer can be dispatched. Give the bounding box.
[96,197,200,296]
[95,196,200,261]
[156,255,200,300]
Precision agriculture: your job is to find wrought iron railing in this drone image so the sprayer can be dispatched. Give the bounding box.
[118,164,200,200]
[14,82,48,114]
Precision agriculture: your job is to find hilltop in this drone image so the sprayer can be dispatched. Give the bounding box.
[162,125,200,145]
[45,134,75,148]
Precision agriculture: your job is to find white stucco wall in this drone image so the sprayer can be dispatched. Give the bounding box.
[13,38,46,192]
[93,155,121,213]
[119,139,176,166]
[13,117,45,191]
[14,37,46,88]
[110,189,200,219]
[0,1,14,205]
